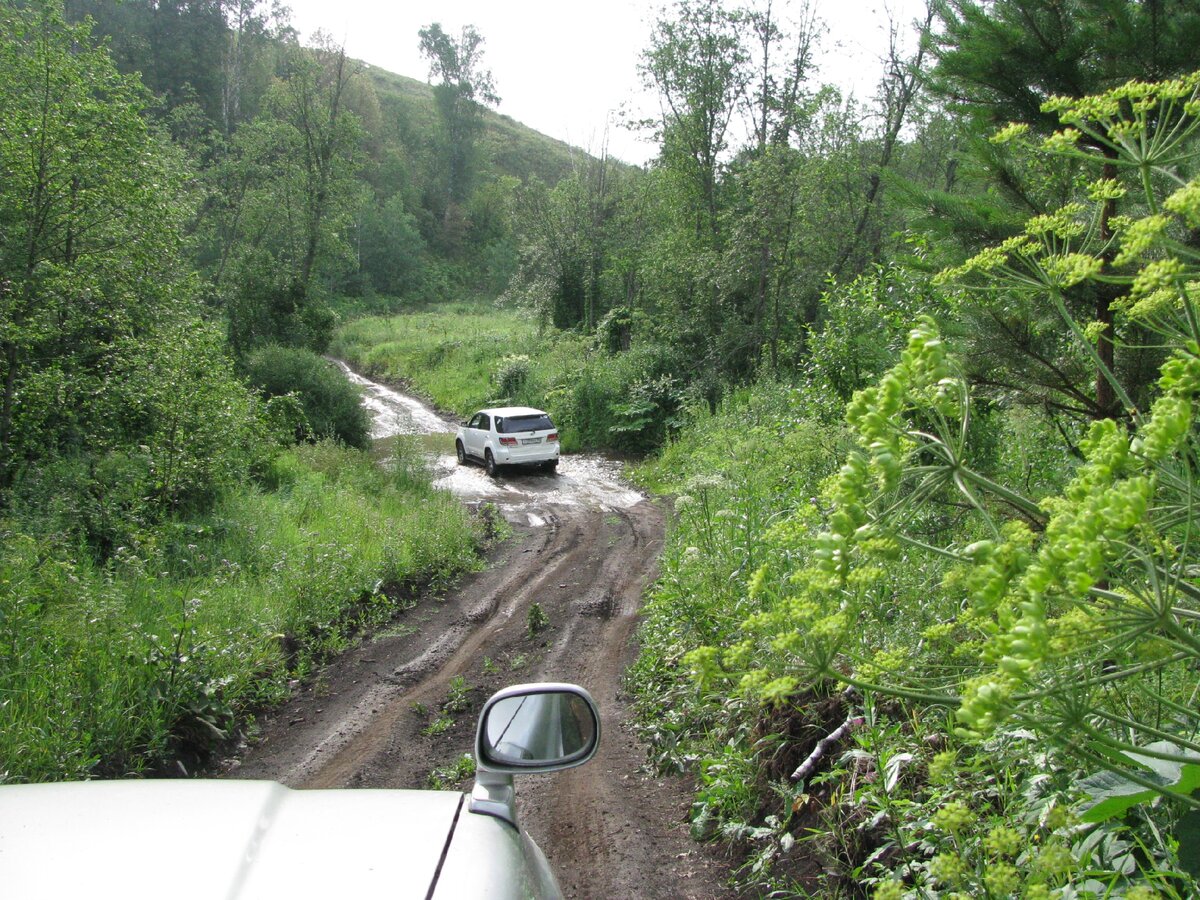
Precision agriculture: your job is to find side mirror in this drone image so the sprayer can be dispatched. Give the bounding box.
[476,683,599,772]
[469,683,600,825]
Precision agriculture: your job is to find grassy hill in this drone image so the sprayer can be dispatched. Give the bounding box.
[364,64,583,188]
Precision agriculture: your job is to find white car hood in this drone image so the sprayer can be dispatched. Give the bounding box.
[0,780,474,899]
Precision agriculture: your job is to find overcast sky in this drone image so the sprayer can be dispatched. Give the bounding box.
[282,0,928,166]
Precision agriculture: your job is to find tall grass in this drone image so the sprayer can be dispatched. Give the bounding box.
[330,307,691,454]
[629,375,1200,895]
[0,440,481,783]
[330,307,541,417]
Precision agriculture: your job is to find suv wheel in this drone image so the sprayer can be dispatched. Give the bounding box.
[543,459,558,474]
[456,441,466,465]
[484,449,498,477]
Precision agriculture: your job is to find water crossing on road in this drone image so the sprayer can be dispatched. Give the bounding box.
[334,361,454,438]
[336,360,645,519]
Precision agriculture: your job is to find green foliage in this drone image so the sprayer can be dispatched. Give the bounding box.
[0,442,482,782]
[115,320,269,511]
[801,262,942,417]
[932,0,1200,135]
[332,308,691,454]
[421,713,454,737]
[921,1,1200,419]
[1078,743,1200,824]
[492,355,531,402]
[213,40,362,355]
[641,0,747,245]
[417,22,500,253]
[427,753,476,790]
[443,674,473,715]
[0,3,270,563]
[526,602,550,637]
[66,0,284,131]
[635,74,1200,896]
[708,76,1200,766]
[8,318,268,557]
[243,346,371,449]
[358,194,431,298]
[0,1,195,486]
[420,675,477,737]
[544,341,692,454]
[629,382,849,771]
[503,162,636,332]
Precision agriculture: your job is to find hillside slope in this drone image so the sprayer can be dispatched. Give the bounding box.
[365,65,585,187]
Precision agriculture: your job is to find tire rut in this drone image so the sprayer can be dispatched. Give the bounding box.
[296,510,595,790]
[229,496,733,898]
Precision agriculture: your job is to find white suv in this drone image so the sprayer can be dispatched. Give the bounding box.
[456,407,560,476]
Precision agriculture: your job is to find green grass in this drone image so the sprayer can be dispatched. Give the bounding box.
[0,441,482,783]
[329,305,541,418]
[329,305,684,455]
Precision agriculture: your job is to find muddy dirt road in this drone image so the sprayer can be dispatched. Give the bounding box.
[230,367,733,899]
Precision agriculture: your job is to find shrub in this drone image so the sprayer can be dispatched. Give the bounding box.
[8,319,267,553]
[244,346,370,449]
[492,354,531,402]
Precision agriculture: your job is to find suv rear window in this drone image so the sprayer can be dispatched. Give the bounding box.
[496,414,554,434]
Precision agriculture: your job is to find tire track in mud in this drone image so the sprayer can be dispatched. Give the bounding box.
[304,508,605,791]
[515,503,727,899]
[231,499,730,897]
[228,364,732,898]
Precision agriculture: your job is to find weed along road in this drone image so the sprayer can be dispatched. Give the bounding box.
[229,363,733,899]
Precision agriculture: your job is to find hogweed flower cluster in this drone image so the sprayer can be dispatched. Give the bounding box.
[684,79,1200,827]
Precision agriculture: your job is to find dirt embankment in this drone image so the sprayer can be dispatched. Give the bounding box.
[227,380,735,899]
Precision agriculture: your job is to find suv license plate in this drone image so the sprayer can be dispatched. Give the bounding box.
[521,438,541,445]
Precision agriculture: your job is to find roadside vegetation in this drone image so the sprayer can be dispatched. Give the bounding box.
[0,3,488,784]
[6,0,1200,896]
[331,307,688,454]
[626,81,1200,900]
[2,440,480,782]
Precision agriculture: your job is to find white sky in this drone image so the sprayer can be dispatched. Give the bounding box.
[283,0,928,166]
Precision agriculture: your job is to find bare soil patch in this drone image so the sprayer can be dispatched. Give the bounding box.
[226,498,735,899]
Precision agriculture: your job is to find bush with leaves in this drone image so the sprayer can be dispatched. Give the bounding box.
[491,354,531,403]
[800,260,944,420]
[243,345,370,449]
[683,74,1200,894]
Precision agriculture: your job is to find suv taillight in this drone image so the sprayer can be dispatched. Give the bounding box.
[499,437,517,446]
[547,432,558,442]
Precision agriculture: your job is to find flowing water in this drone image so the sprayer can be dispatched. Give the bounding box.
[334,360,644,523]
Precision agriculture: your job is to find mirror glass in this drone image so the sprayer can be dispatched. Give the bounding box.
[482,691,597,766]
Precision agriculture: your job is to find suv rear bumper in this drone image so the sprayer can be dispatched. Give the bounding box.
[494,445,559,465]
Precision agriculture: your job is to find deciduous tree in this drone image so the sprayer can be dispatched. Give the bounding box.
[0,1,189,485]
[642,0,748,246]
[418,22,499,252]
[214,34,362,353]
